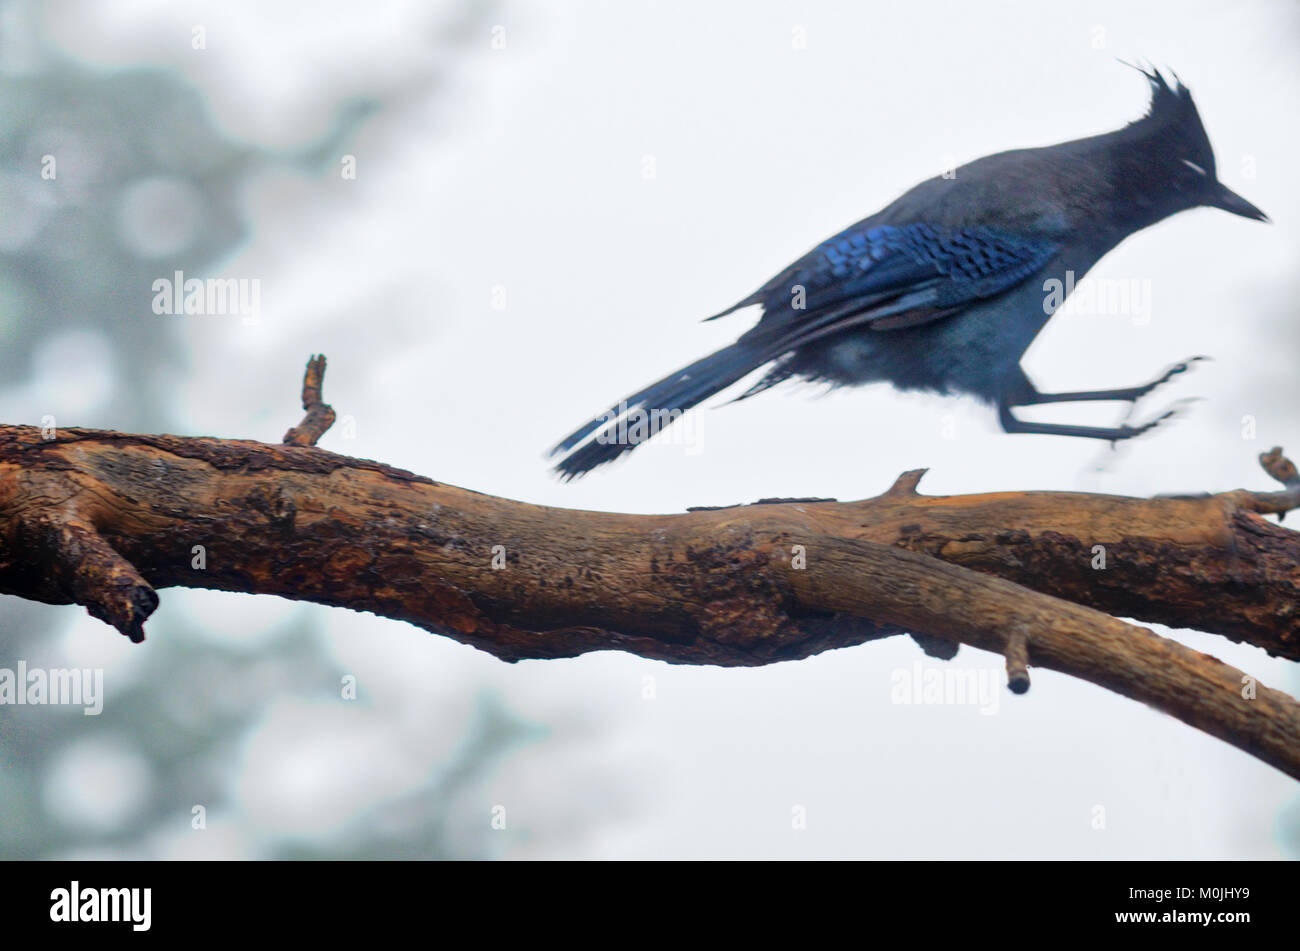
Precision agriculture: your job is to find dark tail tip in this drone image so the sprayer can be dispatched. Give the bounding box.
[552,436,636,480]
[548,341,762,479]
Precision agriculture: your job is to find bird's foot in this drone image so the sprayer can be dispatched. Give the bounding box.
[1110,397,1200,446]
[1122,355,1210,410]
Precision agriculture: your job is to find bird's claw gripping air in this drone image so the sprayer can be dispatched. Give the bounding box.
[999,397,1194,445]
[1117,398,1203,446]
[1130,355,1210,401]
[1117,356,1210,422]
[997,354,1209,440]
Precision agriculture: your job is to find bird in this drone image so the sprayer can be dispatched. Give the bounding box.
[549,66,1268,479]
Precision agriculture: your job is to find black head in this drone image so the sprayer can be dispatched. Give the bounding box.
[1118,65,1268,223]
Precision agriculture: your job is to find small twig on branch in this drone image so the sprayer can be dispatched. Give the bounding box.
[1004,626,1031,694]
[1251,446,1300,520]
[282,354,336,446]
[884,468,929,497]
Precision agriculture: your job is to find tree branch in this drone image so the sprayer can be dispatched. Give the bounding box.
[1,359,1297,778]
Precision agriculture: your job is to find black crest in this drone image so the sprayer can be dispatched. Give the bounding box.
[1119,62,1216,171]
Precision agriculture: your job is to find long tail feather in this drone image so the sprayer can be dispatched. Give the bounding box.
[550,343,766,478]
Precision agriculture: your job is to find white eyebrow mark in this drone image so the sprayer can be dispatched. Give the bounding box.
[1181,159,1207,175]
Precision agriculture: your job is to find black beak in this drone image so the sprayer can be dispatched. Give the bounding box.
[1205,181,1270,222]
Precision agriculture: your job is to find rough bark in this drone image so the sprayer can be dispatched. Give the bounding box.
[1,359,1297,778]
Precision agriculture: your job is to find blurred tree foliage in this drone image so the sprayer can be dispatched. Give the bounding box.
[0,1,556,860]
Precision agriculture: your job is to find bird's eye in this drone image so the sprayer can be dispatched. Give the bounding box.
[1181,159,1208,176]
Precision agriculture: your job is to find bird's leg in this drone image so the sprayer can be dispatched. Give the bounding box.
[997,401,1178,441]
[1011,356,1207,406]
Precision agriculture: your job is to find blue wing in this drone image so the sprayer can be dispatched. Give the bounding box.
[714,222,1059,352]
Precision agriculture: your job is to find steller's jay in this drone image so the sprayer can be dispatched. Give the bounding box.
[550,67,1268,478]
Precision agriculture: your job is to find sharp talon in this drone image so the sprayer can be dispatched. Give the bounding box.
[1137,355,1211,404]
[1139,400,1193,436]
